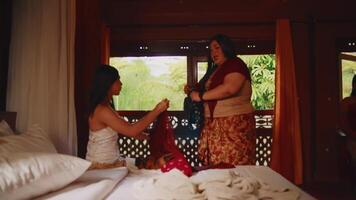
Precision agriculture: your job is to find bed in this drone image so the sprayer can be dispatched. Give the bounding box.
[34,163,316,200]
[0,112,316,200]
[108,164,316,200]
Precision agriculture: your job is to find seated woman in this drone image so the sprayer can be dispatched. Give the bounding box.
[86,64,169,169]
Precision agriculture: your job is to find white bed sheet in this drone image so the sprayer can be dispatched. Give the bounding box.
[106,166,317,200]
[39,165,316,200]
[35,167,128,200]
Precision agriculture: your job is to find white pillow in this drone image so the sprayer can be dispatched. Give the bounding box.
[36,167,129,200]
[0,152,91,200]
[0,124,57,154]
[0,120,15,136]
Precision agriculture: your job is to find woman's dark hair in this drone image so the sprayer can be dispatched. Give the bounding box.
[185,34,237,131]
[351,74,356,97]
[209,34,236,60]
[199,34,236,90]
[88,64,120,115]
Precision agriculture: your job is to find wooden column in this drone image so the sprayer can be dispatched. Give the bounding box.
[75,0,103,158]
[0,0,12,111]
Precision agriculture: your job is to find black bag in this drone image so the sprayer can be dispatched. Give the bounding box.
[183,63,216,133]
[183,96,204,131]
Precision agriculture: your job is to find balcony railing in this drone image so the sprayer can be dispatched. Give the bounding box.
[117,110,273,167]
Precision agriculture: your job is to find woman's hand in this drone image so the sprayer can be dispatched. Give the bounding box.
[190,91,202,102]
[157,153,174,168]
[154,98,170,113]
[183,84,191,95]
[134,132,150,140]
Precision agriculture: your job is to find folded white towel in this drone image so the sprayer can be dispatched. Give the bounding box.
[133,168,300,200]
[134,169,204,200]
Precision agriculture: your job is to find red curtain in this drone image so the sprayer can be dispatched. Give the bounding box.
[271,19,303,185]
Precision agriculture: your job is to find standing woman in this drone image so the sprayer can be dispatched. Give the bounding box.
[190,34,256,166]
[340,74,356,138]
[86,64,169,169]
[340,74,356,184]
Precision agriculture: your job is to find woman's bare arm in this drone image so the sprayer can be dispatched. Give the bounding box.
[98,100,168,137]
[190,72,246,101]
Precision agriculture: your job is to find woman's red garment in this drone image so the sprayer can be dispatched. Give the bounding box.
[207,57,251,118]
[150,112,192,176]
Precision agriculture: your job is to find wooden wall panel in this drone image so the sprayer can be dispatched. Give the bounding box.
[313,22,356,183]
[291,22,314,184]
[75,0,103,158]
[102,0,305,26]
[0,0,12,111]
[102,0,356,27]
[110,24,276,56]
[110,24,275,41]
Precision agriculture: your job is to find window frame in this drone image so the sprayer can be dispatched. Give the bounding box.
[110,39,275,111]
[337,38,356,100]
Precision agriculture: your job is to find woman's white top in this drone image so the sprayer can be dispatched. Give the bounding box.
[86,127,121,164]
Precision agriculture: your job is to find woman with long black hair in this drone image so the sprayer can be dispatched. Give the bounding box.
[187,34,256,166]
[86,64,169,169]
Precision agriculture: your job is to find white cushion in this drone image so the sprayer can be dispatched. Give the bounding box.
[0,120,15,136]
[0,124,57,154]
[0,152,91,200]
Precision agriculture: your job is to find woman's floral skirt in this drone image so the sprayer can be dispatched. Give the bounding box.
[198,113,256,166]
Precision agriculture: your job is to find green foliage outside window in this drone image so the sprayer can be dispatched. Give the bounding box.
[240,55,276,110]
[110,57,187,110]
[341,57,356,99]
[110,54,276,111]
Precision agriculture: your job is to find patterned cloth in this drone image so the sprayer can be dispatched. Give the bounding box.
[161,156,192,176]
[150,112,192,176]
[198,113,256,166]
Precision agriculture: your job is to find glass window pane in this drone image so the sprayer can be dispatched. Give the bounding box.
[239,54,276,110]
[341,52,356,99]
[110,56,187,111]
[197,62,208,81]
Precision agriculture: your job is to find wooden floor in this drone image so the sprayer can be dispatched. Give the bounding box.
[302,183,356,200]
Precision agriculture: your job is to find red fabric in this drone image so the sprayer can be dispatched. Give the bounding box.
[207,57,251,117]
[271,19,303,184]
[161,156,192,176]
[150,112,192,176]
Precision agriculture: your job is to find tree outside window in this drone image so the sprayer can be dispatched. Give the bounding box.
[110,54,275,111]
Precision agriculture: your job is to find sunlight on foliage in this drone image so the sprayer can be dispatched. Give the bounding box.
[110,55,276,111]
[110,57,187,111]
[240,55,275,110]
[341,57,356,99]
